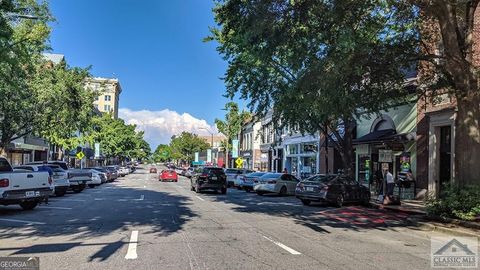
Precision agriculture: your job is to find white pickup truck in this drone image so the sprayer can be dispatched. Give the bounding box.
[0,157,52,210]
[29,161,92,193]
[15,164,70,197]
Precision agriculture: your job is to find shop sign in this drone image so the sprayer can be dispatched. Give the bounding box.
[232,139,239,158]
[356,144,369,155]
[379,150,393,162]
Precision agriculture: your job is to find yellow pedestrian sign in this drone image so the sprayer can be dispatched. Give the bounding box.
[76,151,85,160]
[235,158,243,168]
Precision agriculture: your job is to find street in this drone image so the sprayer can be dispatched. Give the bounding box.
[0,166,452,270]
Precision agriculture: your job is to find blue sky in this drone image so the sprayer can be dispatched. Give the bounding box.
[48,0,239,147]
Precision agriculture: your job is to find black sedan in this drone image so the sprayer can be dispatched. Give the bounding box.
[295,174,370,207]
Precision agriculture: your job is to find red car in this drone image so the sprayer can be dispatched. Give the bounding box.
[150,167,157,174]
[160,170,178,182]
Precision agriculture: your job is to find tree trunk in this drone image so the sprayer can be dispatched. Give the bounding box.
[455,91,480,185]
[338,119,356,177]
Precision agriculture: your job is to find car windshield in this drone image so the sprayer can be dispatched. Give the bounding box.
[259,173,282,179]
[224,169,240,174]
[247,172,266,177]
[305,175,335,183]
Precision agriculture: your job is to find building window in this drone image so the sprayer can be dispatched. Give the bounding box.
[105,95,111,101]
[104,105,111,112]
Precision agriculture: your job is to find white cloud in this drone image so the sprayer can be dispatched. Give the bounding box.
[118,108,218,149]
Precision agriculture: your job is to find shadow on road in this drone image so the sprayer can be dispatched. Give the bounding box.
[202,189,424,233]
[0,176,197,260]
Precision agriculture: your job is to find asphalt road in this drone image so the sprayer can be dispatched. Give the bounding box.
[0,167,455,270]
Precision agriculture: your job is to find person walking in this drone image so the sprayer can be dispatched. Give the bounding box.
[385,169,395,198]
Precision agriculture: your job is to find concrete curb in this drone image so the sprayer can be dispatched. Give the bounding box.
[368,201,426,216]
[411,219,480,238]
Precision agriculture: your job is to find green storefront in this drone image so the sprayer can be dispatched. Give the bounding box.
[354,102,417,199]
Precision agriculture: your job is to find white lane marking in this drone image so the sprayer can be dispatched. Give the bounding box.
[94,198,105,201]
[195,196,205,201]
[38,206,72,210]
[178,186,184,189]
[0,218,46,225]
[117,199,128,202]
[262,235,301,255]
[50,199,85,202]
[125,230,139,260]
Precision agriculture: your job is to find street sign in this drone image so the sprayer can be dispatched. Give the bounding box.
[232,139,239,158]
[235,158,243,168]
[94,143,100,158]
[76,151,85,160]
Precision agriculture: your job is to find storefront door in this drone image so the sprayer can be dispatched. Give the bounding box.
[439,126,452,193]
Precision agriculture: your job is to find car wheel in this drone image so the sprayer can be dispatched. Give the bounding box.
[256,191,264,196]
[335,194,344,208]
[88,184,95,188]
[301,199,311,206]
[20,201,38,210]
[221,187,227,194]
[279,186,287,196]
[72,186,83,193]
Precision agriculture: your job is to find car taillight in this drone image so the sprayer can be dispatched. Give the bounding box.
[48,176,53,185]
[0,178,9,187]
[267,180,277,184]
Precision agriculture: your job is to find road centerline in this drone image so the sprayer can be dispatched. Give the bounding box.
[125,230,139,260]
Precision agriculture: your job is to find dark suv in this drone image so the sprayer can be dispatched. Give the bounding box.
[190,167,227,194]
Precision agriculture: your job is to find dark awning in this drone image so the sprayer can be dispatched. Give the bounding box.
[353,129,396,145]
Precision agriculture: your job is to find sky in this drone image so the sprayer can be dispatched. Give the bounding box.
[48,0,239,149]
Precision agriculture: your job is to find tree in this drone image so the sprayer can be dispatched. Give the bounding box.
[215,102,250,168]
[411,1,480,184]
[209,0,418,175]
[89,114,150,161]
[169,132,209,164]
[153,144,172,162]
[0,0,52,154]
[30,58,95,159]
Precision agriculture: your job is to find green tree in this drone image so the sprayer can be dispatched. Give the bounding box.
[209,0,418,175]
[169,132,209,164]
[215,102,250,168]
[30,59,95,159]
[0,0,53,154]
[153,144,172,162]
[89,114,150,161]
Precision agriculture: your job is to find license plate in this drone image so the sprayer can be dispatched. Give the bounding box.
[306,187,314,192]
[25,191,35,197]
[211,176,217,180]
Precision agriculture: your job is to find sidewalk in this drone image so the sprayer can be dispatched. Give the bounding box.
[370,199,426,215]
[370,199,480,237]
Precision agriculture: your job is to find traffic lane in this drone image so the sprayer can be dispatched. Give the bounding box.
[0,170,198,269]
[190,184,431,269]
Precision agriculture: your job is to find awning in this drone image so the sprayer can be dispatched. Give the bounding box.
[353,129,397,145]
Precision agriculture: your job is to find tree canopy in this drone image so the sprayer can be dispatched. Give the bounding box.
[209,0,418,174]
[169,132,209,164]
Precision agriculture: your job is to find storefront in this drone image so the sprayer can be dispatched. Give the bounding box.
[283,134,319,179]
[354,104,418,200]
[6,136,49,166]
[240,150,253,170]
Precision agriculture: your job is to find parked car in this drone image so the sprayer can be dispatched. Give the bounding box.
[225,168,254,188]
[106,166,119,180]
[174,167,184,175]
[119,166,130,177]
[253,173,299,196]
[1,157,52,210]
[190,167,227,194]
[29,161,92,193]
[88,169,107,186]
[86,167,112,182]
[160,170,178,182]
[295,174,371,207]
[15,164,70,197]
[239,172,267,192]
[233,169,256,188]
